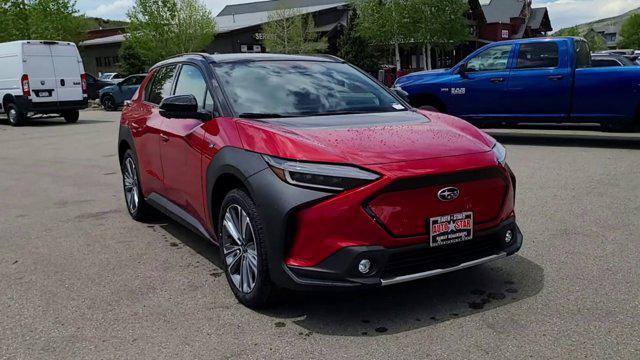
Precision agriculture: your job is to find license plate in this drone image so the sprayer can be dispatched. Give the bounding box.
[429,212,473,247]
[38,91,51,97]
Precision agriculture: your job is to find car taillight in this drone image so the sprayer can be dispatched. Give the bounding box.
[81,73,87,95]
[21,74,30,97]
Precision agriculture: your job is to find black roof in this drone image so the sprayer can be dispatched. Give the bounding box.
[151,53,341,68]
[217,0,345,16]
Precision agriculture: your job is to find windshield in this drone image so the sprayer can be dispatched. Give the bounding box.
[213,61,406,117]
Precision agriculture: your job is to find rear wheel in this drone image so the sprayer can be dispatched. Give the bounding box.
[102,95,117,111]
[6,103,25,127]
[121,150,154,221]
[62,110,79,123]
[218,189,276,308]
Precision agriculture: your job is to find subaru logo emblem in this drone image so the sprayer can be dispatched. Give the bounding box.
[437,187,459,201]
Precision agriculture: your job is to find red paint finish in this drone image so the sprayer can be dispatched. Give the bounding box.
[285,151,515,267]
[122,71,516,271]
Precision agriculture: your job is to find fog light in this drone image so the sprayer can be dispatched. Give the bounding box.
[358,259,371,274]
[505,230,513,244]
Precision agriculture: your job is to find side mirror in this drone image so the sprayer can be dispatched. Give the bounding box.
[159,95,211,121]
[458,63,468,78]
[392,87,410,102]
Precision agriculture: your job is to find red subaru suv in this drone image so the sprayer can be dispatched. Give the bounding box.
[118,53,522,308]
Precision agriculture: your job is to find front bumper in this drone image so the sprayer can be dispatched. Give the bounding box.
[286,218,522,289]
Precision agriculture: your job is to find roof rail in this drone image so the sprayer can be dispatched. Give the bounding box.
[167,52,211,60]
[312,54,344,62]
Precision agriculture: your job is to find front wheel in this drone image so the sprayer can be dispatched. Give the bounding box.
[218,189,276,308]
[101,95,117,111]
[62,110,79,123]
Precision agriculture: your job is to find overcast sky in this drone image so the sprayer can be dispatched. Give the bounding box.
[79,0,640,30]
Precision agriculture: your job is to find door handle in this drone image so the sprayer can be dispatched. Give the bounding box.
[160,134,169,142]
[490,77,505,83]
[548,75,564,81]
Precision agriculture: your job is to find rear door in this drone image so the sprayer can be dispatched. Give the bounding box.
[505,41,572,121]
[22,43,58,103]
[50,43,84,102]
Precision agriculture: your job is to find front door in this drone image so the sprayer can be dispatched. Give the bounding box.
[448,44,514,118]
[117,75,145,104]
[159,64,215,223]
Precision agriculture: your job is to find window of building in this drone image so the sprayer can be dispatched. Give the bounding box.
[516,42,559,69]
[104,57,111,66]
[113,56,120,64]
[96,57,102,67]
[145,65,177,105]
[466,45,513,72]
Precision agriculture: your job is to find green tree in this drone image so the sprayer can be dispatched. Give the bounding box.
[584,29,607,51]
[118,40,147,75]
[618,13,640,49]
[353,0,412,70]
[0,0,84,42]
[261,7,327,54]
[408,0,469,70]
[337,10,382,72]
[554,26,580,37]
[125,0,216,68]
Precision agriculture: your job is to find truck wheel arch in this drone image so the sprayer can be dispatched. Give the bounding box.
[409,93,447,113]
[2,94,15,111]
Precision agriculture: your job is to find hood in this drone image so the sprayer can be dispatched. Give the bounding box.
[395,68,452,88]
[236,110,495,166]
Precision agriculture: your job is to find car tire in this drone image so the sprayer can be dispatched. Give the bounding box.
[218,189,276,309]
[121,149,154,221]
[6,103,25,127]
[62,110,79,123]
[102,95,117,111]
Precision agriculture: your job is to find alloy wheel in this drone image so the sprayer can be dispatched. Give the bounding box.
[222,204,258,294]
[123,157,139,213]
[103,96,115,111]
[8,108,18,124]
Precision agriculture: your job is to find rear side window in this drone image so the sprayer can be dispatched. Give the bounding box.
[591,58,621,67]
[145,65,177,105]
[575,40,591,69]
[516,43,559,69]
[174,64,209,110]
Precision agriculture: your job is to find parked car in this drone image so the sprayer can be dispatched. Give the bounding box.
[85,73,113,100]
[99,74,146,111]
[118,53,522,308]
[591,54,637,67]
[395,37,640,131]
[98,72,123,82]
[0,40,88,126]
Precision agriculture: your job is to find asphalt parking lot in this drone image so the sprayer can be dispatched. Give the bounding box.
[1,111,639,359]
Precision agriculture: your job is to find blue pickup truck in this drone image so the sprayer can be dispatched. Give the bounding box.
[394,37,640,131]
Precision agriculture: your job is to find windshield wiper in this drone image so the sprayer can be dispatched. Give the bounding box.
[238,112,292,119]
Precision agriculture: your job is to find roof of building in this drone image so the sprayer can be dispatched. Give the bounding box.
[216,0,347,33]
[481,0,525,23]
[217,0,346,16]
[79,34,125,46]
[527,7,547,29]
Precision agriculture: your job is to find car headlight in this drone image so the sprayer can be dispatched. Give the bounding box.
[492,142,506,165]
[262,155,380,192]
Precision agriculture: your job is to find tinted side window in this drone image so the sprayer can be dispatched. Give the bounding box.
[121,76,144,87]
[174,64,208,110]
[145,66,177,105]
[591,59,621,67]
[466,45,513,72]
[516,43,559,69]
[575,40,591,69]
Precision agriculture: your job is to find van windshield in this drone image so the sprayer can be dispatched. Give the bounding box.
[213,61,406,118]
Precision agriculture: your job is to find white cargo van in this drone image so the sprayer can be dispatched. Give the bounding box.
[0,40,88,126]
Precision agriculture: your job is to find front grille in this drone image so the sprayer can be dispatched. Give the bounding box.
[382,234,503,278]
